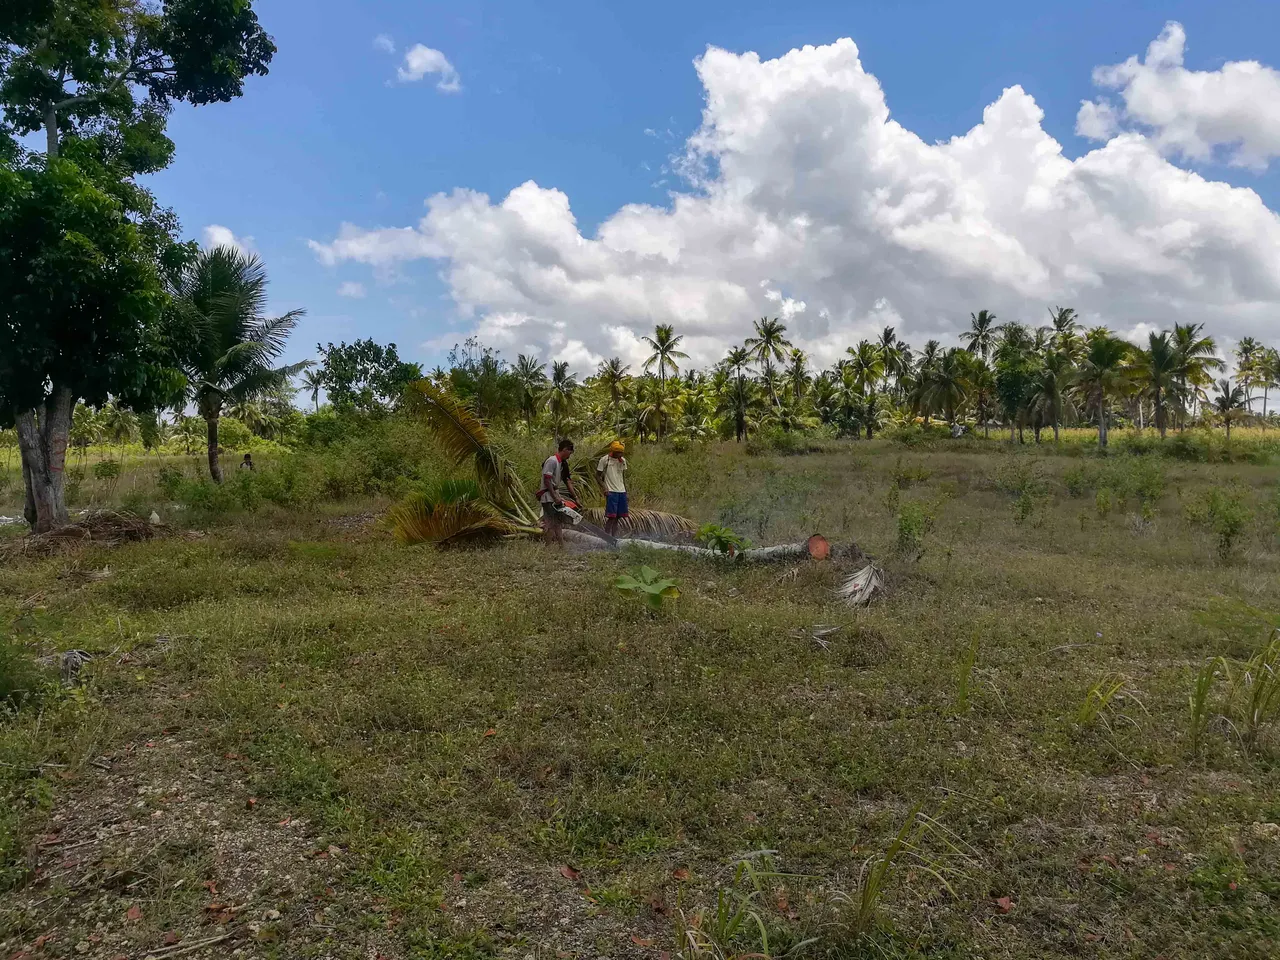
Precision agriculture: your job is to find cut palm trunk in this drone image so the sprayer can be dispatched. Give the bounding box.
[579,531,831,562]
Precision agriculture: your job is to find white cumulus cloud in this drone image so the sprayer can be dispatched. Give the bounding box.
[397,44,461,93]
[202,224,255,257]
[311,36,1280,371]
[337,281,367,299]
[373,34,395,54]
[1079,21,1280,170]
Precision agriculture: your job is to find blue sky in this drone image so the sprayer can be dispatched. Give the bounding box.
[148,0,1280,370]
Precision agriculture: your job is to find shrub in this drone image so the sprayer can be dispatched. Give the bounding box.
[91,459,121,480]
[1095,487,1113,519]
[1186,483,1254,561]
[1063,464,1089,498]
[895,499,935,558]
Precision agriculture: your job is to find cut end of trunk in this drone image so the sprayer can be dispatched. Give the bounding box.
[807,534,830,561]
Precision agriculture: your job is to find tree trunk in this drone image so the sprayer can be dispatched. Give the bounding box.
[206,415,224,483]
[16,386,74,533]
[1156,390,1166,438]
[1100,398,1109,448]
[1053,421,1060,442]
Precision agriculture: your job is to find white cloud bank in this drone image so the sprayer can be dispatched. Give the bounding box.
[397,44,461,93]
[202,224,255,257]
[312,29,1280,370]
[1079,22,1280,171]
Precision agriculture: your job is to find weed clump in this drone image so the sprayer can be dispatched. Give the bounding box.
[1185,483,1254,561]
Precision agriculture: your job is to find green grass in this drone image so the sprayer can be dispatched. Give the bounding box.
[3,441,1280,958]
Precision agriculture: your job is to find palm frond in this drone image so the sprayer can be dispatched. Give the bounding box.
[581,506,696,538]
[404,381,534,515]
[389,496,517,547]
[248,310,307,358]
[839,563,886,607]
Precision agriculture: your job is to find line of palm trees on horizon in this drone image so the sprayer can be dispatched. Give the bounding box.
[491,309,1279,447]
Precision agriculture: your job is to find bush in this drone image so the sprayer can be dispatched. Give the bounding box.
[1185,483,1254,561]
[91,459,121,480]
[895,499,936,558]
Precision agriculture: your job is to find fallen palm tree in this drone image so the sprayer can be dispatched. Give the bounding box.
[391,382,695,546]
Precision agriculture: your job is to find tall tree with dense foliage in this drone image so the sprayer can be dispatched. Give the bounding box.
[1131,331,1185,438]
[961,310,1000,359]
[1027,351,1076,442]
[845,340,885,437]
[923,348,970,426]
[1210,379,1251,440]
[641,324,688,391]
[1075,333,1132,448]
[172,246,306,482]
[317,339,421,414]
[546,361,578,438]
[745,317,792,406]
[1171,322,1223,427]
[0,0,276,529]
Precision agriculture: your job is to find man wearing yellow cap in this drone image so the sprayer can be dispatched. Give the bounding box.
[597,441,629,537]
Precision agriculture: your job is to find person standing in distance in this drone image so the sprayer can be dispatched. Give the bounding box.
[596,440,629,538]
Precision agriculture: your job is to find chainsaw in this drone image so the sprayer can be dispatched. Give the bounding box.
[552,499,618,546]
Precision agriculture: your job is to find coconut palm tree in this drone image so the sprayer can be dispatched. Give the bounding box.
[1027,351,1077,442]
[1171,323,1223,426]
[299,368,324,412]
[1257,347,1280,423]
[845,340,886,438]
[1236,336,1262,412]
[967,358,997,438]
[594,357,631,431]
[171,246,308,482]
[512,354,548,431]
[174,416,205,456]
[784,348,810,403]
[546,361,578,439]
[745,318,792,406]
[922,348,970,426]
[1211,378,1251,440]
[1075,334,1132,448]
[1131,331,1186,438]
[100,403,138,463]
[641,324,689,391]
[961,310,1000,359]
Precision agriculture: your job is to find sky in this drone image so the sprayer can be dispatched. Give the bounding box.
[148,0,1280,373]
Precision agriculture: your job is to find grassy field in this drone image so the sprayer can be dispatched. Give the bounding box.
[3,441,1280,959]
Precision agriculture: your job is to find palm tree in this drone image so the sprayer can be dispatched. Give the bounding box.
[299,368,324,412]
[100,403,138,463]
[641,324,689,391]
[174,416,205,456]
[744,318,792,406]
[595,357,631,430]
[720,346,756,442]
[1258,348,1280,423]
[1131,331,1186,438]
[513,354,549,431]
[961,310,1000,359]
[968,359,997,438]
[1027,351,1077,442]
[922,348,970,426]
[1211,378,1251,440]
[845,341,885,438]
[546,361,578,438]
[171,247,308,482]
[1074,334,1132,448]
[1171,323,1223,427]
[1236,336,1262,412]
[784,348,810,403]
